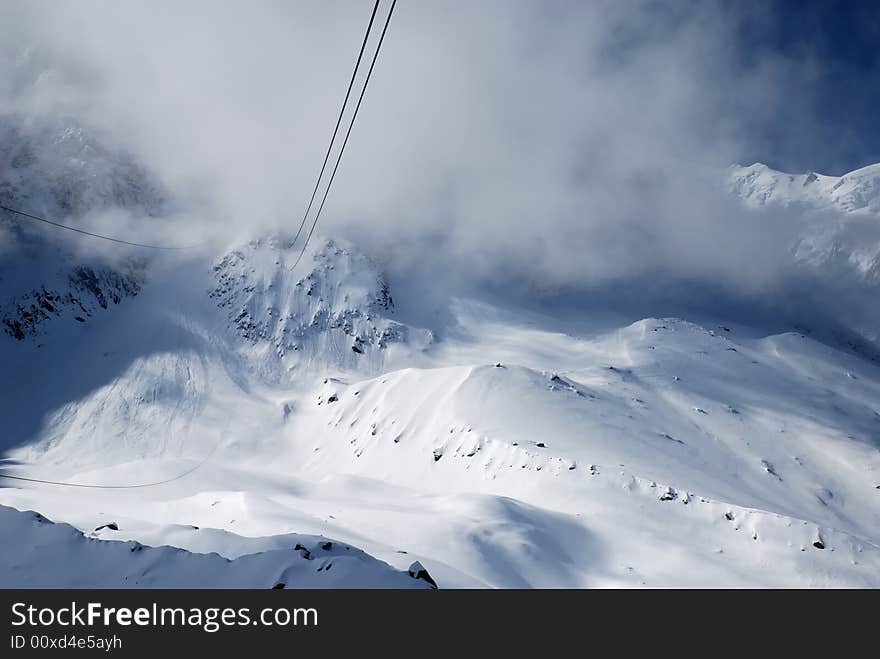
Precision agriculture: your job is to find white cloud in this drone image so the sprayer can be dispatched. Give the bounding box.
[1,1,875,335]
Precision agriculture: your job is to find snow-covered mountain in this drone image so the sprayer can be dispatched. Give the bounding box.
[209,237,432,380]
[729,162,880,288]
[2,126,880,587]
[0,116,162,341]
[0,506,433,588]
[0,115,165,221]
[729,162,880,213]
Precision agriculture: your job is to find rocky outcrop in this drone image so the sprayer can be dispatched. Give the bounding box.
[1,262,145,340]
[209,237,432,372]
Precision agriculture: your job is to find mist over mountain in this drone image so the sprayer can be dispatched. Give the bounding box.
[1,2,879,589]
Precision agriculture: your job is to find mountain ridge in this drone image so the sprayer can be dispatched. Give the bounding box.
[2,120,880,587]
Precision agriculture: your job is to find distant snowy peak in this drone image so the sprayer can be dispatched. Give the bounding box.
[729,162,880,213]
[0,115,166,341]
[729,162,880,286]
[209,237,432,376]
[0,115,166,227]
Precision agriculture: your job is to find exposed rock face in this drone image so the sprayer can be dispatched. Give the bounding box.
[209,237,432,374]
[1,263,145,340]
[407,561,438,589]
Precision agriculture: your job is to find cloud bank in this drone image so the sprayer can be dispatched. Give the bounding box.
[1,1,877,336]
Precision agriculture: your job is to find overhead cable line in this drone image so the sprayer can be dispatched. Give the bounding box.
[0,433,223,489]
[289,0,381,249]
[0,203,206,250]
[0,463,202,489]
[291,0,397,271]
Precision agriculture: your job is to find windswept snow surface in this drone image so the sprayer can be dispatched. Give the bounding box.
[0,506,429,588]
[2,235,880,588]
[2,149,880,587]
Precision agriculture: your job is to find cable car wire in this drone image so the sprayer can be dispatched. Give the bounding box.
[0,203,206,250]
[289,0,381,249]
[291,0,397,271]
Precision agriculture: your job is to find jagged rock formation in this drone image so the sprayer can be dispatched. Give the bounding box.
[1,262,145,340]
[209,237,432,374]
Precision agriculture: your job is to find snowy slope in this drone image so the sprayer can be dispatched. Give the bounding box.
[2,264,880,587]
[2,134,880,587]
[0,506,432,589]
[297,319,880,540]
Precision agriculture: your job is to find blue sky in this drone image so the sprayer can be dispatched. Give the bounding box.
[735,0,880,174]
